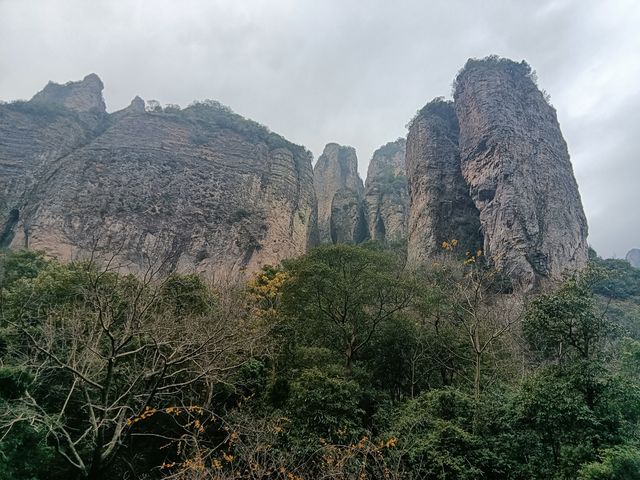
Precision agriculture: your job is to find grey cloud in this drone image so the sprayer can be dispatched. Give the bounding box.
[0,0,638,257]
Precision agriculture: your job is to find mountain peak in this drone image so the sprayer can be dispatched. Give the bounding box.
[30,73,106,113]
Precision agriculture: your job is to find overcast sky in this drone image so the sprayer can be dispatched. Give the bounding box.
[0,0,638,258]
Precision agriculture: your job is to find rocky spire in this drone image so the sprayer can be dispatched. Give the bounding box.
[128,96,146,113]
[626,249,640,268]
[313,143,368,244]
[30,73,106,113]
[405,99,482,267]
[453,57,588,289]
[364,138,409,242]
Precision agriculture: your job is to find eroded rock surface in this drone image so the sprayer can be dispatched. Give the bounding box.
[453,57,588,288]
[31,73,107,113]
[626,249,640,268]
[405,100,482,267]
[314,143,368,244]
[0,76,107,247]
[1,77,317,276]
[364,139,409,243]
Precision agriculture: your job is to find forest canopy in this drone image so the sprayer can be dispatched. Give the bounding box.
[1,245,639,479]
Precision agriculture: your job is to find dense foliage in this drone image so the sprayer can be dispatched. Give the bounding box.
[1,245,639,479]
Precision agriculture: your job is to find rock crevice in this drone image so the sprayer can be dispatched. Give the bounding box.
[364,139,409,243]
[406,57,588,290]
[313,143,368,244]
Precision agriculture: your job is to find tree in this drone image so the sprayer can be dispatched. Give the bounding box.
[524,268,612,364]
[578,446,640,480]
[281,245,413,374]
[432,244,524,400]
[0,255,258,479]
[385,388,484,479]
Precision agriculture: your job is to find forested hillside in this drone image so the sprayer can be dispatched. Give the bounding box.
[1,243,639,479]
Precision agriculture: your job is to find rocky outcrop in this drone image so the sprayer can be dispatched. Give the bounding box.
[626,249,640,268]
[30,73,107,113]
[453,57,588,289]
[314,143,368,244]
[0,78,106,247]
[1,60,590,288]
[364,139,409,242]
[1,77,317,276]
[405,100,482,267]
[404,57,588,289]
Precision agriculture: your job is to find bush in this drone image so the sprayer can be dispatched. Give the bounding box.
[578,446,640,480]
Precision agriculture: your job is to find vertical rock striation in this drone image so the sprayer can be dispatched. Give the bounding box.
[314,143,368,244]
[0,76,317,276]
[453,57,588,288]
[405,99,482,267]
[0,74,107,247]
[364,139,409,243]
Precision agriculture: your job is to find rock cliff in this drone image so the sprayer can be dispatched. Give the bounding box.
[1,60,590,287]
[313,143,368,244]
[404,57,588,289]
[626,249,640,268]
[453,57,588,289]
[31,73,107,113]
[0,75,107,247]
[405,99,483,266]
[364,139,409,243]
[1,77,317,275]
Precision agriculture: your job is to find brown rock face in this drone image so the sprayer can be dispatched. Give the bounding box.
[313,143,368,244]
[1,77,317,276]
[364,139,409,243]
[453,57,588,288]
[406,100,482,266]
[0,83,106,247]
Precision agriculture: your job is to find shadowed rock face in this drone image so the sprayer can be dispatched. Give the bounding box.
[627,249,640,268]
[454,57,588,289]
[364,139,409,243]
[314,143,368,244]
[405,100,482,267]
[0,76,317,276]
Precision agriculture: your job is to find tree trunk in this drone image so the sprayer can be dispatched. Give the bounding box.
[474,351,481,401]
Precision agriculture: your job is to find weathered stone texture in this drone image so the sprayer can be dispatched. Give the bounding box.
[314,143,367,244]
[1,77,317,276]
[453,58,588,288]
[0,76,106,246]
[30,73,107,113]
[405,100,482,267]
[364,139,409,243]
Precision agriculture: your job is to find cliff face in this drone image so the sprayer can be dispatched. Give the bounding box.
[627,249,640,268]
[313,143,368,244]
[453,58,588,288]
[405,100,482,266]
[1,77,317,275]
[30,74,107,113]
[2,61,590,287]
[404,57,588,289]
[364,139,409,242]
[0,75,107,247]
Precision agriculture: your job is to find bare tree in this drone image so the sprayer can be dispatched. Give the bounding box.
[1,254,264,479]
[441,249,525,400]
